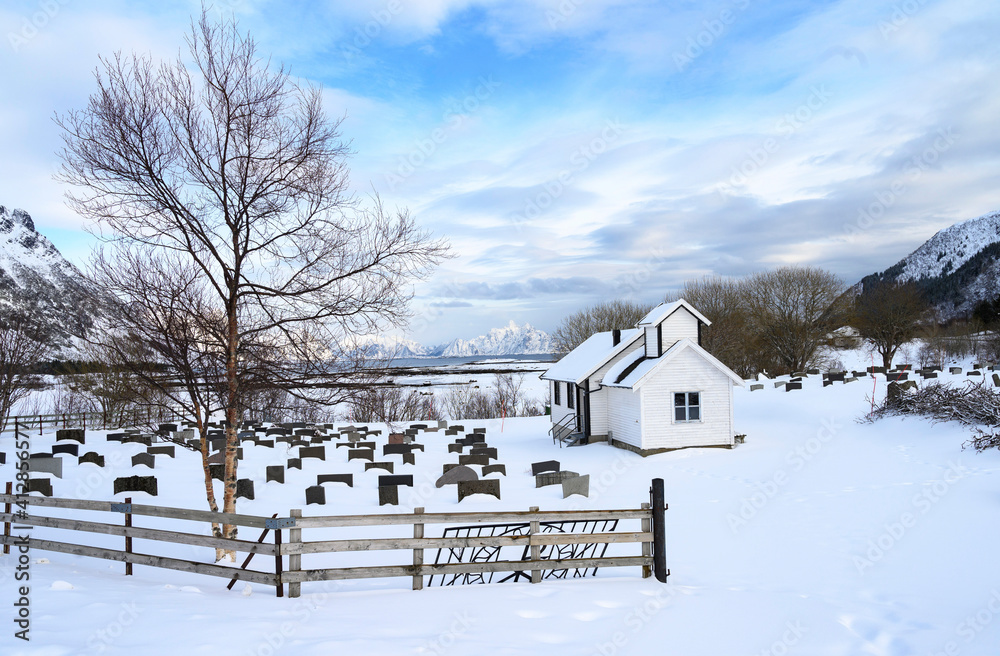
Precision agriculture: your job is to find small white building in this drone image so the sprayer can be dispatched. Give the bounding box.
[542,300,744,455]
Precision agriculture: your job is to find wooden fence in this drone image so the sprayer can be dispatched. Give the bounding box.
[1,409,184,437]
[0,481,668,597]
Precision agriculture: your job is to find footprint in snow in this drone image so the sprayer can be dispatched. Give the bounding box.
[50,581,74,590]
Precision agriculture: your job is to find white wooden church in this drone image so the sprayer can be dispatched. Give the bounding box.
[542,300,744,455]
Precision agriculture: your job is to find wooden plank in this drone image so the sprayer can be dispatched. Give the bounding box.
[0,535,278,586]
[282,531,651,556]
[0,495,273,529]
[285,556,653,583]
[641,502,651,579]
[293,508,650,528]
[0,513,277,556]
[288,509,302,599]
[530,506,540,584]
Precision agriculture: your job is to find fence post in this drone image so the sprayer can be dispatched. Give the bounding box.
[3,481,12,555]
[641,502,651,579]
[274,526,283,598]
[412,507,424,591]
[125,497,133,576]
[650,479,667,583]
[289,509,302,598]
[529,506,541,584]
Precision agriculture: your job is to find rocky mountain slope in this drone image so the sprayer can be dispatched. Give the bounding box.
[858,210,1000,321]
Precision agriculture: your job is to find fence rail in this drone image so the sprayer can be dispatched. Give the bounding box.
[1,409,184,436]
[0,481,668,597]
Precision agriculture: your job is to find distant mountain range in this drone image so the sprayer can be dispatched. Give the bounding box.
[363,321,552,358]
[0,206,116,358]
[0,205,553,359]
[858,210,1000,321]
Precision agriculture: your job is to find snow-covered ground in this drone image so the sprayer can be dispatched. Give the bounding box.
[4,361,1000,655]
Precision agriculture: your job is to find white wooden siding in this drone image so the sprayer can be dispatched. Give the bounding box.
[606,387,641,446]
[643,326,658,358]
[588,341,644,436]
[639,348,733,449]
[658,307,700,344]
[550,380,574,426]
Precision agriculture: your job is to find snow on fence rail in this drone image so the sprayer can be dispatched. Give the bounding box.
[0,482,668,598]
[1,409,184,436]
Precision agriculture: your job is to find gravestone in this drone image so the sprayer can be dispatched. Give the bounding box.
[436,465,478,488]
[287,458,302,470]
[459,454,490,466]
[457,479,500,502]
[451,425,465,432]
[482,464,506,477]
[949,367,963,374]
[266,466,285,484]
[470,447,497,460]
[447,443,464,454]
[388,433,405,444]
[562,474,590,498]
[968,371,983,376]
[288,439,309,448]
[305,486,326,505]
[28,457,62,478]
[299,446,326,461]
[106,432,127,442]
[845,377,858,383]
[402,453,416,466]
[236,479,255,500]
[900,380,918,390]
[348,449,374,462]
[438,420,448,429]
[124,434,153,446]
[923,373,938,379]
[210,464,225,481]
[266,428,288,436]
[52,443,79,457]
[379,485,399,506]
[132,452,155,469]
[114,475,157,496]
[256,440,275,449]
[536,471,579,488]
[472,428,486,435]
[317,473,353,487]
[0,452,5,465]
[365,462,393,473]
[993,373,1000,387]
[147,446,175,458]
[28,478,53,496]
[750,384,764,391]
[207,451,226,465]
[354,441,376,450]
[56,428,85,443]
[79,452,105,467]
[378,474,414,487]
[531,460,560,476]
[785,382,802,391]
[383,444,413,456]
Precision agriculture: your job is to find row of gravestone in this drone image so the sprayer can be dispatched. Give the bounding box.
[530,460,590,498]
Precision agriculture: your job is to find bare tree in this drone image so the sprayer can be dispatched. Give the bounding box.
[851,280,927,370]
[56,12,447,548]
[551,299,654,354]
[0,309,49,431]
[743,266,848,374]
[74,334,146,428]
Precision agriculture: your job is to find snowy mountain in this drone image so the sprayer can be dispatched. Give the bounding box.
[428,321,551,357]
[858,210,1000,321]
[0,206,116,357]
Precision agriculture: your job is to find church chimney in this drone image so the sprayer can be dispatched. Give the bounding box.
[612,329,621,346]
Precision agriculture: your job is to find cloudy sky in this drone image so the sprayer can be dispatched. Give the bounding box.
[1,0,998,345]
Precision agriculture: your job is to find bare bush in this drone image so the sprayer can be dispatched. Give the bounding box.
[348,387,435,423]
[850,280,928,370]
[440,374,539,420]
[0,308,49,431]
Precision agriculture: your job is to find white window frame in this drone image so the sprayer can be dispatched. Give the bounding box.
[673,391,702,423]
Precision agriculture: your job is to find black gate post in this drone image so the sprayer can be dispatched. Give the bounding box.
[650,478,668,583]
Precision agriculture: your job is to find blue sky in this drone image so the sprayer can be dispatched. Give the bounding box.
[1,0,999,345]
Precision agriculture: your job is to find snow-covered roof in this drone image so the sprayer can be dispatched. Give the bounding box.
[541,328,642,384]
[601,338,744,389]
[637,299,711,328]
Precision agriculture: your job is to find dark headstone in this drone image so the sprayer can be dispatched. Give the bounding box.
[388,433,405,444]
[348,448,374,462]
[472,428,486,435]
[0,452,5,465]
[51,443,79,457]
[56,428,85,443]
[378,474,414,487]
[113,475,157,496]
[482,464,506,477]
[255,439,275,449]
[287,458,302,470]
[210,464,225,481]
[124,434,153,446]
[459,454,490,466]
[106,432,127,442]
[236,478,255,500]
[207,451,226,465]
[266,466,285,484]
[147,446,175,458]
[536,471,580,488]
[457,479,500,502]
[28,478,53,496]
[993,373,1000,387]
[378,485,398,506]
[365,461,393,473]
[436,465,478,488]
[266,428,289,436]
[531,460,560,476]
[317,473,354,487]
[158,423,178,434]
[305,485,326,505]
[402,453,416,466]
[785,382,802,391]
[447,443,464,454]
[354,441,376,450]
[469,447,497,460]
[299,446,326,461]
[383,444,412,456]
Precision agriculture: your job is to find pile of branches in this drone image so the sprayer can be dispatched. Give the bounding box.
[869,380,1000,452]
